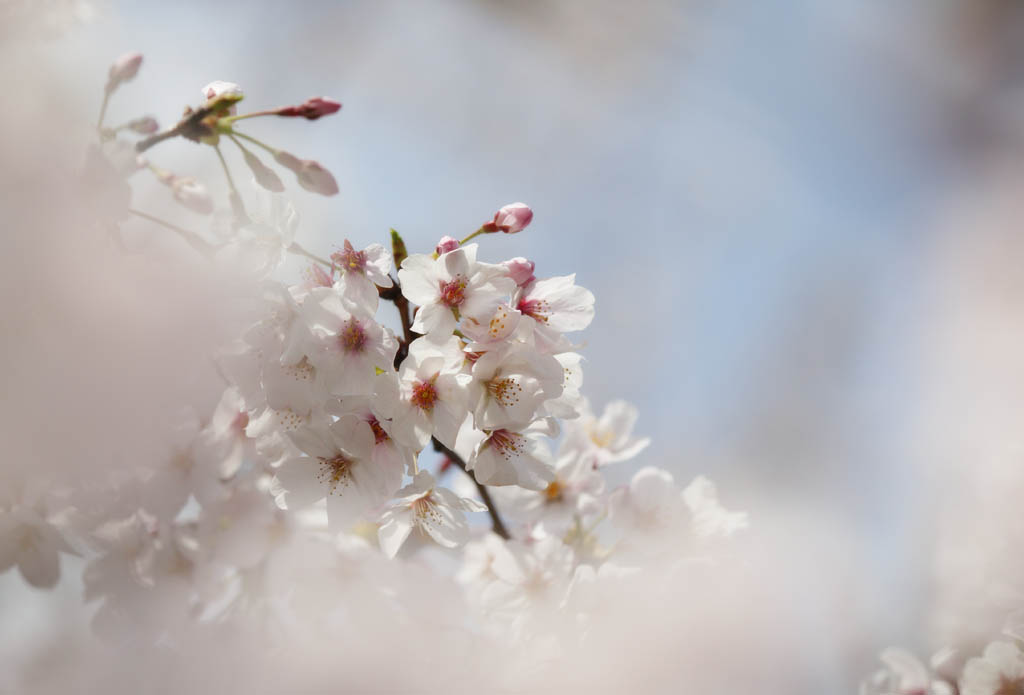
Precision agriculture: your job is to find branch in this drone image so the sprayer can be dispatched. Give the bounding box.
[432,437,510,540]
[127,208,217,258]
[135,103,218,154]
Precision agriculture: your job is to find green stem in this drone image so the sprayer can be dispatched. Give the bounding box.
[214,144,249,222]
[288,242,333,268]
[458,227,490,246]
[221,110,280,124]
[96,91,111,133]
[231,130,278,156]
[127,208,217,258]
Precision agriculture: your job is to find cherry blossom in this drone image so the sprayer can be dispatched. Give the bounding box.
[377,471,487,557]
[398,244,515,338]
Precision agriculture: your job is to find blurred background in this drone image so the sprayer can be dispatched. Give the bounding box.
[6,0,1024,692]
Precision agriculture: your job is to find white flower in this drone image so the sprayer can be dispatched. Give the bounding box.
[301,288,398,395]
[682,475,748,540]
[495,448,605,532]
[608,466,685,537]
[565,399,650,467]
[0,503,76,588]
[398,244,515,339]
[377,336,471,449]
[330,239,393,312]
[514,273,595,351]
[275,416,395,529]
[467,425,555,491]
[479,536,575,624]
[468,345,564,431]
[962,641,1024,695]
[377,471,486,558]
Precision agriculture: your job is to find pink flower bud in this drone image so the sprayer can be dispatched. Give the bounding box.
[276,97,342,120]
[273,150,303,172]
[435,236,460,255]
[106,52,143,92]
[240,148,285,193]
[503,257,536,287]
[489,202,533,234]
[296,160,339,196]
[274,151,338,196]
[126,116,159,134]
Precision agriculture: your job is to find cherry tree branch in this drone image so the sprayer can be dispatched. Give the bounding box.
[432,437,510,540]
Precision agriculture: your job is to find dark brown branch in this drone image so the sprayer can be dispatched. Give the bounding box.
[380,278,415,368]
[432,437,510,540]
[135,103,219,154]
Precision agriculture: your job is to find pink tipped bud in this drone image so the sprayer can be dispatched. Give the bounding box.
[435,236,460,255]
[503,257,536,287]
[297,160,339,196]
[276,97,342,120]
[240,148,285,193]
[272,150,338,195]
[126,116,159,135]
[106,52,143,92]
[273,150,303,172]
[492,202,533,234]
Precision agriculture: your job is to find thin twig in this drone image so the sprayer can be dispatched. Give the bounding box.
[135,103,218,153]
[432,437,510,540]
[127,208,217,258]
[288,242,333,268]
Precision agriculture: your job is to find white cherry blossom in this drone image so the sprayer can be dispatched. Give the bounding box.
[377,471,486,558]
[329,239,393,312]
[398,244,515,338]
[275,416,394,529]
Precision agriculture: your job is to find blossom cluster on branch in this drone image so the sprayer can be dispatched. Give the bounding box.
[0,52,751,688]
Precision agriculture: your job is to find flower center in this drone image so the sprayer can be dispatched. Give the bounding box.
[412,493,441,524]
[317,453,354,491]
[517,297,550,323]
[544,479,563,502]
[339,319,367,353]
[368,416,389,444]
[486,429,524,461]
[439,277,468,307]
[588,424,614,449]
[331,242,366,273]
[487,376,522,407]
[411,379,439,411]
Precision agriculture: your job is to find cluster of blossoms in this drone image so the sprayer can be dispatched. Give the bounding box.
[0,53,750,682]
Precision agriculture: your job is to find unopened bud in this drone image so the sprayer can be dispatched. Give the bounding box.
[126,116,159,135]
[503,257,536,287]
[106,52,143,93]
[488,202,533,234]
[274,151,338,196]
[435,236,460,255]
[297,160,339,196]
[276,97,342,120]
[240,148,284,193]
[273,150,303,172]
